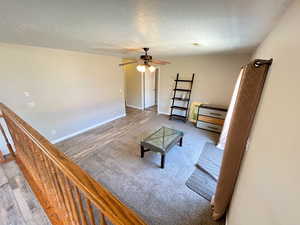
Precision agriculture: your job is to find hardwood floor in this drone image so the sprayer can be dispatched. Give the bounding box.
[0,161,51,225]
[145,105,157,113]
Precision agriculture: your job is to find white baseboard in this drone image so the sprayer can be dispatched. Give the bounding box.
[52,113,126,144]
[126,104,143,110]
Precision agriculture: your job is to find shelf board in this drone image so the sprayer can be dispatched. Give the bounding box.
[175,79,193,83]
[172,97,190,101]
[174,88,191,92]
[171,106,188,111]
[170,114,187,120]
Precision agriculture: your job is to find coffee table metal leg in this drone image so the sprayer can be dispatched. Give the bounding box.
[179,137,183,146]
[161,154,165,168]
[141,145,144,158]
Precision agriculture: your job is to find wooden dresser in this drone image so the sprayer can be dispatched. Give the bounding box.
[196,104,227,133]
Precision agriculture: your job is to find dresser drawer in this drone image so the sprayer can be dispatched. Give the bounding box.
[196,121,222,133]
[198,107,226,119]
[198,115,224,126]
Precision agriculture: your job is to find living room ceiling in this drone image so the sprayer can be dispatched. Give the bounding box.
[0,0,291,57]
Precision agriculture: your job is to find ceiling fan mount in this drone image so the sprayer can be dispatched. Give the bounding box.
[143,47,149,52]
[140,48,152,64]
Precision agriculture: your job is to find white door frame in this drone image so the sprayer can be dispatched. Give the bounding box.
[141,72,145,110]
[156,68,160,112]
[141,68,160,111]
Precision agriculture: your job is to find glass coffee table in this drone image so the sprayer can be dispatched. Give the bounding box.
[140,126,184,168]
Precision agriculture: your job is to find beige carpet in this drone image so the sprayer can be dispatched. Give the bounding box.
[56,107,224,225]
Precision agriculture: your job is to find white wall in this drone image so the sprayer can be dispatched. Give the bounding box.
[227,1,299,225]
[0,43,125,153]
[158,54,250,114]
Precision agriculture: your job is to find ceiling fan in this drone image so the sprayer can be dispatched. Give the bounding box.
[119,48,170,72]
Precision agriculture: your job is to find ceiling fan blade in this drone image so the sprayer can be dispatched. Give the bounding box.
[91,46,144,55]
[121,48,144,54]
[119,60,138,66]
[151,59,171,65]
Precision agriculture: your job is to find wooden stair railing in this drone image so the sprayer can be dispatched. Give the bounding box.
[0,103,147,225]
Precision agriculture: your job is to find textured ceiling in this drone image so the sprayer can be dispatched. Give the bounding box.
[0,0,291,57]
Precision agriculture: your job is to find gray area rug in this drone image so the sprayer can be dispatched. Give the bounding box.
[186,167,217,201]
[196,143,223,181]
[57,108,224,225]
[186,143,223,201]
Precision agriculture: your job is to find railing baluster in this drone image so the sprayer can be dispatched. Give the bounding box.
[100,213,108,225]
[56,168,76,225]
[87,199,96,225]
[66,178,81,225]
[39,152,56,203]
[52,166,70,225]
[75,187,88,225]
[43,155,65,216]
[32,145,48,193]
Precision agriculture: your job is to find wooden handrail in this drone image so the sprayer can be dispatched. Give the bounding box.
[0,103,147,225]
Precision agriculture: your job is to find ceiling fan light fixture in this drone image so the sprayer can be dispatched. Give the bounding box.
[136,64,146,72]
[148,65,156,72]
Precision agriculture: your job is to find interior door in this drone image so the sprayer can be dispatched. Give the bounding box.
[144,70,156,108]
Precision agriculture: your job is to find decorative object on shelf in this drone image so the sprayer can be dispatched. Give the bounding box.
[196,104,227,133]
[169,73,195,122]
[188,101,202,123]
[181,92,186,100]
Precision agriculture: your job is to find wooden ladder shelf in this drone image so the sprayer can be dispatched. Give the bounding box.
[169,73,195,122]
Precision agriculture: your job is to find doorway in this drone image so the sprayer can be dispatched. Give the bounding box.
[143,68,159,113]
